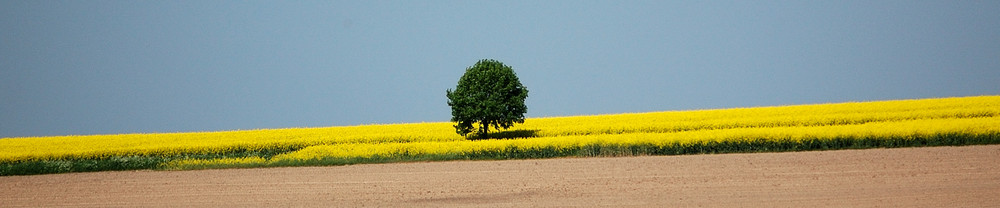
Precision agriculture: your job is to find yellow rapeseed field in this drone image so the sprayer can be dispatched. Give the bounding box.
[3,95,999,172]
[164,116,999,169]
[0,122,462,162]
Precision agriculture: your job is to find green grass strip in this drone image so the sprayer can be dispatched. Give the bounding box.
[3,132,997,176]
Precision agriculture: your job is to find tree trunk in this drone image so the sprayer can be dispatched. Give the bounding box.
[480,121,489,139]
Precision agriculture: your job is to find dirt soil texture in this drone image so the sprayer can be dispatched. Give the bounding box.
[3,145,999,207]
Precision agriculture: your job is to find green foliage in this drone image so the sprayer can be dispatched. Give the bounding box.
[0,156,168,176]
[446,59,529,139]
[0,149,300,176]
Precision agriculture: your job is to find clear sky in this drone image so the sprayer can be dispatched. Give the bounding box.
[2,1,999,137]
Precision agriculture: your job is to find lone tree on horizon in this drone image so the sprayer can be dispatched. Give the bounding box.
[447,59,529,139]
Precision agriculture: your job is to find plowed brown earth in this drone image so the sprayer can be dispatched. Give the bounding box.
[3,145,999,207]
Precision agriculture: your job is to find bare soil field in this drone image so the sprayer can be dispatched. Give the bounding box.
[3,145,999,207]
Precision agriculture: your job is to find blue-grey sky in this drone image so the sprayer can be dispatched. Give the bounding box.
[2,1,999,137]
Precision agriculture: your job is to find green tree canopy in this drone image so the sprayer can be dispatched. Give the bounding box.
[446,59,529,139]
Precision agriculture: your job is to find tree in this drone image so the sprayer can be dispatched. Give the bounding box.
[446,59,529,139]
